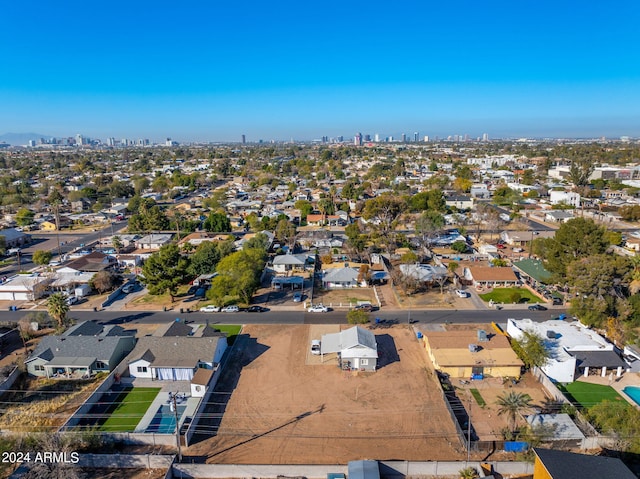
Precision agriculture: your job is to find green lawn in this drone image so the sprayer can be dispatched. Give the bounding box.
[557,382,626,410]
[470,388,486,407]
[479,287,541,304]
[208,324,242,345]
[98,387,160,432]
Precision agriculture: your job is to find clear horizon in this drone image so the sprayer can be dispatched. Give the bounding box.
[1,1,639,142]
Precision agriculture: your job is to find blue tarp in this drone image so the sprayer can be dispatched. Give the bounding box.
[504,441,529,452]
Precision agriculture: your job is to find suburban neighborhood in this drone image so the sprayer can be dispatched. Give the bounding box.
[0,139,640,478]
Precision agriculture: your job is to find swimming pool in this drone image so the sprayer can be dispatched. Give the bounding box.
[145,405,186,434]
[622,386,640,407]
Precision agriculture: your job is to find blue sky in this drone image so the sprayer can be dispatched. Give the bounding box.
[1,0,639,142]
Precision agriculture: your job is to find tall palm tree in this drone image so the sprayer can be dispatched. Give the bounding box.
[47,292,70,329]
[496,391,534,435]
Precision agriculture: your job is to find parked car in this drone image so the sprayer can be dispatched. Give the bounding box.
[552,297,563,306]
[199,305,220,313]
[310,339,321,355]
[496,243,506,249]
[513,247,524,253]
[122,284,134,294]
[66,295,78,305]
[220,305,239,313]
[247,305,267,313]
[528,304,548,311]
[307,304,329,313]
[455,290,468,298]
[292,292,303,302]
[354,303,374,312]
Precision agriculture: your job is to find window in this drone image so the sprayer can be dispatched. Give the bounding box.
[195,386,202,392]
[95,361,107,370]
[360,359,368,366]
[137,366,148,373]
[34,365,44,371]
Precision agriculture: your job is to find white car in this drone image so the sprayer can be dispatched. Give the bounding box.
[66,295,78,305]
[455,290,468,298]
[293,292,303,302]
[220,305,239,313]
[307,304,329,313]
[122,284,134,294]
[310,340,321,355]
[199,305,220,313]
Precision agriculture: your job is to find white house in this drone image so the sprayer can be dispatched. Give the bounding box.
[320,326,378,371]
[125,336,227,381]
[135,233,173,250]
[190,368,213,398]
[507,318,627,383]
[550,190,581,208]
[0,273,50,301]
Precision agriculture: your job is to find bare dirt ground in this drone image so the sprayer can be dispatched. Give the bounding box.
[186,324,465,464]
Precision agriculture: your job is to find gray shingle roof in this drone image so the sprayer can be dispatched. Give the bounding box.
[123,336,223,369]
[27,336,134,364]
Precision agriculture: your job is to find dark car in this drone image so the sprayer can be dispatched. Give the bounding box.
[354,303,374,312]
[552,297,563,305]
[528,304,548,311]
[247,305,267,313]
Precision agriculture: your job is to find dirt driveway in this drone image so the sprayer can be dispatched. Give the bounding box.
[187,324,463,464]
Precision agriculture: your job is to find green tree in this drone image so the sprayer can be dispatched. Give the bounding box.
[203,212,231,232]
[90,270,118,294]
[347,309,370,325]
[536,218,609,277]
[587,400,640,453]
[47,292,70,329]
[140,244,189,302]
[275,219,297,248]
[15,208,35,226]
[294,199,313,221]
[208,247,266,304]
[569,157,596,187]
[496,391,534,435]
[451,240,468,253]
[32,250,52,266]
[187,241,222,277]
[511,330,550,369]
[111,235,124,253]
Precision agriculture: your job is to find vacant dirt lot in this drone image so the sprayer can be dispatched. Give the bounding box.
[187,324,464,464]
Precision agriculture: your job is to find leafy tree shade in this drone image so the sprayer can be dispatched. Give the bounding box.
[208,247,267,304]
[187,241,222,277]
[347,309,370,325]
[565,254,631,301]
[203,212,231,232]
[90,270,118,294]
[568,157,596,187]
[47,292,70,329]
[15,208,35,226]
[587,400,640,453]
[407,189,445,212]
[534,218,609,277]
[140,244,189,302]
[511,330,550,369]
[496,391,534,434]
[32,250,52,266]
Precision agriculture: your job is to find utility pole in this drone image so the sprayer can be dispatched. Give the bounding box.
[54,203,62,261]
[170,392,182,462]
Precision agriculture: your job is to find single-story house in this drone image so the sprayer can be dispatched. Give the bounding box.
[321,266,363,288]
[0,273,51,301]
[463,266,519,288]
[320,326,378,371]
[500,230,555,246]
[507,318,626,383]
[272,253,314,274]
[25,332,136,378]
[124,336,227,381]
[0,228,30,248]
[445,195,473,210]
[271,275,304,290]
[544,210,575,223]
[399,264,448,283]
[135,233,173,250]
[63,251,118,273]
[422,329,523,379]
[512,259,553,288]
[532,447,636,479]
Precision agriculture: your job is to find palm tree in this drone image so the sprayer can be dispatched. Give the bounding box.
[496,391,534,435]
[47,292,70,329]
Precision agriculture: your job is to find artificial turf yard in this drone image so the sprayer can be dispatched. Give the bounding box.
[557,382,626,410]
[98,387,160,432]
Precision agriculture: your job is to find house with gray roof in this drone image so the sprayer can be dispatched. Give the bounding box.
[0,228,30,248]
[272,253,314,274]
[25,333,136,379]
[321,267,362,288]
[123,336,227,381]
[320,326,378,371]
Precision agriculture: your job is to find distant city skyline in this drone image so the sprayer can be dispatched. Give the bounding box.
[1,1,639,142]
